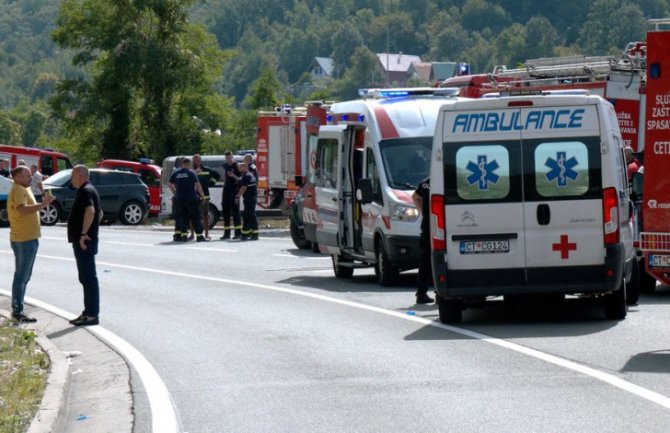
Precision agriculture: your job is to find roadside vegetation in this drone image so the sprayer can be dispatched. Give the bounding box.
[0,320,49,433]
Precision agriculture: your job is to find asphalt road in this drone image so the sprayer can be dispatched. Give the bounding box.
[3,225,670,433]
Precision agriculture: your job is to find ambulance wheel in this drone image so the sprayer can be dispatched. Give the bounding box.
[375,241,399,286]
[604,281,627,320]
[332,255,354,279]
[626,259,641,305]
[120,200,145,225]
[437,295,463,324]
[289,218,311,249]
[40,203,60,226]
[0,201,8,227]
[207,204,219,230]
[640,260,658,293]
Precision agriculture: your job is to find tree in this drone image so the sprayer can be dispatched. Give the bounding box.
[579,0,646,54]
[494,23,527,68]
[333,46,383,100]
[330,22,364,78]
[0,111,21,144]
[245,66,284,110]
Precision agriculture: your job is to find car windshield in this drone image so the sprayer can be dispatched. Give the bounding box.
[43,169,72,187]
[378,137,432,190]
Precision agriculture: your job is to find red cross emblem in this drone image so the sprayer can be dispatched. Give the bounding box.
[552,234,577,259]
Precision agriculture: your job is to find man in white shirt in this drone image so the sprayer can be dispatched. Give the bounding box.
[30,164,44,200]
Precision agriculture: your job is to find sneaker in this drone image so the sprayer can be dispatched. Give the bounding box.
[12,313,37,323]
[196,236,208,242]
[415,293,434,304]
[71,316,99,326]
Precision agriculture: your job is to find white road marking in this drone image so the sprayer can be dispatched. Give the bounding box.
[43,238,237,253]
[273,253,330,260]
[0,286,180,433]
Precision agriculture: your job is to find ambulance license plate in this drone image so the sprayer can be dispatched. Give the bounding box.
[649,254,670,269]
[460,240,509,254]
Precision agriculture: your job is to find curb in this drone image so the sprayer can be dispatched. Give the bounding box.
[0,309,71,433]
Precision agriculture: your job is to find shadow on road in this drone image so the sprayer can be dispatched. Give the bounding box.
[276,273,417,293]
[635,284,670,304]
[621,350,670,373]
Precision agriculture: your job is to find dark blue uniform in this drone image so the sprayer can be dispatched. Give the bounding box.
[221,161,241,239]
[415,177,433,300]
[240,170,258,240]
[170,168,203,241]
[196,164,221,201]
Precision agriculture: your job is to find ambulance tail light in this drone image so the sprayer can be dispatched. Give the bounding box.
[431,194,446,251]
[602,187,619,245]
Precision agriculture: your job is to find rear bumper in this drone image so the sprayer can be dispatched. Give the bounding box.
[433,243,625,298]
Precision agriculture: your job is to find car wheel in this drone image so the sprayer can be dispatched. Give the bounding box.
[640,259,658,293]
[604,279,627,320]
[40,203,60,226]
[374,240,399,286]
[437,294,463,324]
[207,204,219,230]
[332,255,354,279]
[289,217,311,249]
[120,201,145,225]
[0,201,8,227]
[626,259,641,305]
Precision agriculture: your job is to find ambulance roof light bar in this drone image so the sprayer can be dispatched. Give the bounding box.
[359,88,459,99]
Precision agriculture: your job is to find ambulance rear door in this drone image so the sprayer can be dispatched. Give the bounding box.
[520,104,605,283]
[315,125,347,251]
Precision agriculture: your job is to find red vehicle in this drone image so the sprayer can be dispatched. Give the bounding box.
[0,144,72,176]
[637,22,670,291]
[97,158,162,216]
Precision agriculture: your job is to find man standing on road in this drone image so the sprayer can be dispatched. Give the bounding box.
[169,158,206,242]
[221,151,242,240]
[29,164,44,201]
[8,166,54,322]
[0,159,10,178]
[237,162,258,241]
[192,154,221,240]
[412,177,435,304]
[67,165,103,326]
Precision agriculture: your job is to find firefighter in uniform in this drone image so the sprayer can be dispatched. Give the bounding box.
[237,162,258,241]
[220,151,242,240]
[169,158,207,242]
[193,154,221,240]
[171,157,184,241]
[412,177,435,304]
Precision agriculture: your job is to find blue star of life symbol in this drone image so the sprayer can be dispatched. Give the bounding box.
[466,155,499,191]
[545,151,579,187]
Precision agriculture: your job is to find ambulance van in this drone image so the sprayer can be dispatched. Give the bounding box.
[429,92,636,323]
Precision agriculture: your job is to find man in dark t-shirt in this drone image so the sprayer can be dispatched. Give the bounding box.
[412,177,434,304]
[67,165,103,326]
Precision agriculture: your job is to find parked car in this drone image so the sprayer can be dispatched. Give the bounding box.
[0,175,12,227]
[96,158,162,216]
[40,169,150,226]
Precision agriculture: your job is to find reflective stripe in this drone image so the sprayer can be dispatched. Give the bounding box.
[252,230,260,234]
[233,225,242,229]
[241,229,252,234]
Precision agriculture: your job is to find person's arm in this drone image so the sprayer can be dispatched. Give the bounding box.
[412,190,422,212]
[195,182,205,199]
[236,185,247,200]
[79,205,96,250]
[16,192,53,216]
[169,182,176,194]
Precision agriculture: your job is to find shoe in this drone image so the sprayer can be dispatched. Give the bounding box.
[196,236,208,242]
[71,316,99,326]
[220,232,231,240]
[12,313,37,323]
[240,235,249,241]
[416,293,434,304]
[232,234,242,240]
[250,235,259,241]
[173,234,181,242]
[68,315,83,325]
[180,236,188,242]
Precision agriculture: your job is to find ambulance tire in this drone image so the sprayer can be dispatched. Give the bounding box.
[437,295,463,324]
[207,204,219,230]
[604,281,627,320]
[332,255,354,279]
[375,241,399,286]
[0,201,8,227]
[640,260,658,293]
[290,218,311,249]
[626,259,640,305]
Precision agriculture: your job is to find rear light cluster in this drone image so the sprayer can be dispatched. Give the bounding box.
[431,194,446,251]
[602,187,619,245]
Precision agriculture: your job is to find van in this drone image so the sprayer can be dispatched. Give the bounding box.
[314,88,463,285]
[97,159,162,216]
[0,175,12,226]
[0,144,72,176]
[429,93,636,323]
[159,155,244,227]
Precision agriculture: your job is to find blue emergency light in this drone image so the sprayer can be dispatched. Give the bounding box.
[457,62,470,76]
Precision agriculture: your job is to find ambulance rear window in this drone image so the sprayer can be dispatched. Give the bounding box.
[455,145,511,200]
[533,141,590,198]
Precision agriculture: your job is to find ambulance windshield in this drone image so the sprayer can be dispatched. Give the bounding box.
[379,137,432,189]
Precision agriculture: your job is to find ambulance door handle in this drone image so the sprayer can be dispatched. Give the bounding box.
[537,204,551,226]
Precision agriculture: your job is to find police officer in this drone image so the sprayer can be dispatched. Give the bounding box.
[170,158,184,241]
[412,177,434,304]
[237,162,258,241]
[169,158,206,242]
[220,151,242,240]
[192,154,221,240]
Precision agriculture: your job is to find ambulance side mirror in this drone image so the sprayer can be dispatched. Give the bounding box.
[357,178,374,204]
[631,171,643,200]
[294,175,304,188]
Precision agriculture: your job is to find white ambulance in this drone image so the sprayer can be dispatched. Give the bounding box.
[429,92,636,323]
[314,88,463,285]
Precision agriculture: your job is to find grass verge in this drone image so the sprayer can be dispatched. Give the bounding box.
[0,320,49,433]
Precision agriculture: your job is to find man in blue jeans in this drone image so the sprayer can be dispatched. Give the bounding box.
[8,166,54,322]
[67,165,103,326]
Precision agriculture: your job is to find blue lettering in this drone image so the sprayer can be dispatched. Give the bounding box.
[468,113,486,132]
[526,111,542,129]
[540,111,555,129]
[452,114,469,133]
[513,111,524,130]
[484,113,499,131]
[553,109,570,128]
[569,108,585,128]
[451,109,588,133]
[499,112,514,131]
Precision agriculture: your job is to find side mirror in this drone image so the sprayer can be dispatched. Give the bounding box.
[356,178,374,204]
[631,171,643,199]
[295,175,304,188]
